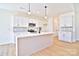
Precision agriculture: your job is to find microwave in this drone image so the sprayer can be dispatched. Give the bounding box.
[28,23,36,27]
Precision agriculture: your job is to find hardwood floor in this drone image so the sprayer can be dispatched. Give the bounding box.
[32,36,79,56]
[0,36,79,56]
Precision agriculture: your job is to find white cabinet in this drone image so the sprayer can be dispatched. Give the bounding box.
[13,17,42,27]
[13,16,29,27]
[59,12,75,42]
[59,31,72,42]
[64,32,72,42]
[59,13,73,27]
[17,34,52,56]
[64,16,73,26]
[59,16,66,27]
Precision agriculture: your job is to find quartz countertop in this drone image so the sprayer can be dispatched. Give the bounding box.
[14,32,54,38]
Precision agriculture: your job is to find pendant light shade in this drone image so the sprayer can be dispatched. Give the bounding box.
[44,5,47,19]
[28,11,31,15]
[44,16,47,19]
[28,3,31,15]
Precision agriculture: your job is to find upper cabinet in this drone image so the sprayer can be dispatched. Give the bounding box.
[59,12,74,27]
[13,15,48,32]
[13,16,39,27]
[13,16,29,27]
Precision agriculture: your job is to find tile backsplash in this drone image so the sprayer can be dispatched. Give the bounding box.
[13,27,27,32]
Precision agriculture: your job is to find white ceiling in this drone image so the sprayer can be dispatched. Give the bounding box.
[0,3,74,17]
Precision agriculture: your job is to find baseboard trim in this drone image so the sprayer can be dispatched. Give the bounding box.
[76,38,79,41]
[0,42,15,45]
[76,40,79,41]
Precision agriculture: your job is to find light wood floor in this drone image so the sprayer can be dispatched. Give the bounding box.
[0,36,79,56]
[32,36,79,56]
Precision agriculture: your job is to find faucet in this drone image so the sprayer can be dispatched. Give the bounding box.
[38,27,41,33]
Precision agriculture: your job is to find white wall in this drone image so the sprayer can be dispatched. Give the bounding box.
[0,9,13,44]
[47,17,53,32]
[74,4,79,41]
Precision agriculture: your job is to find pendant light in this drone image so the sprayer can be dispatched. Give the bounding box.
[28,3,31,15]
[44,5,47,19]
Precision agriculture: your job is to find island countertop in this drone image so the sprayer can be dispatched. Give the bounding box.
[15,32,54,38]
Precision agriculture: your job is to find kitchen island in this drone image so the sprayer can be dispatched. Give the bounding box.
[17,32,53,56]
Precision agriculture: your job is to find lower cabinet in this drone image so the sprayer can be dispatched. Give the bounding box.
[17,34,52,56]
[59,31,72,42]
